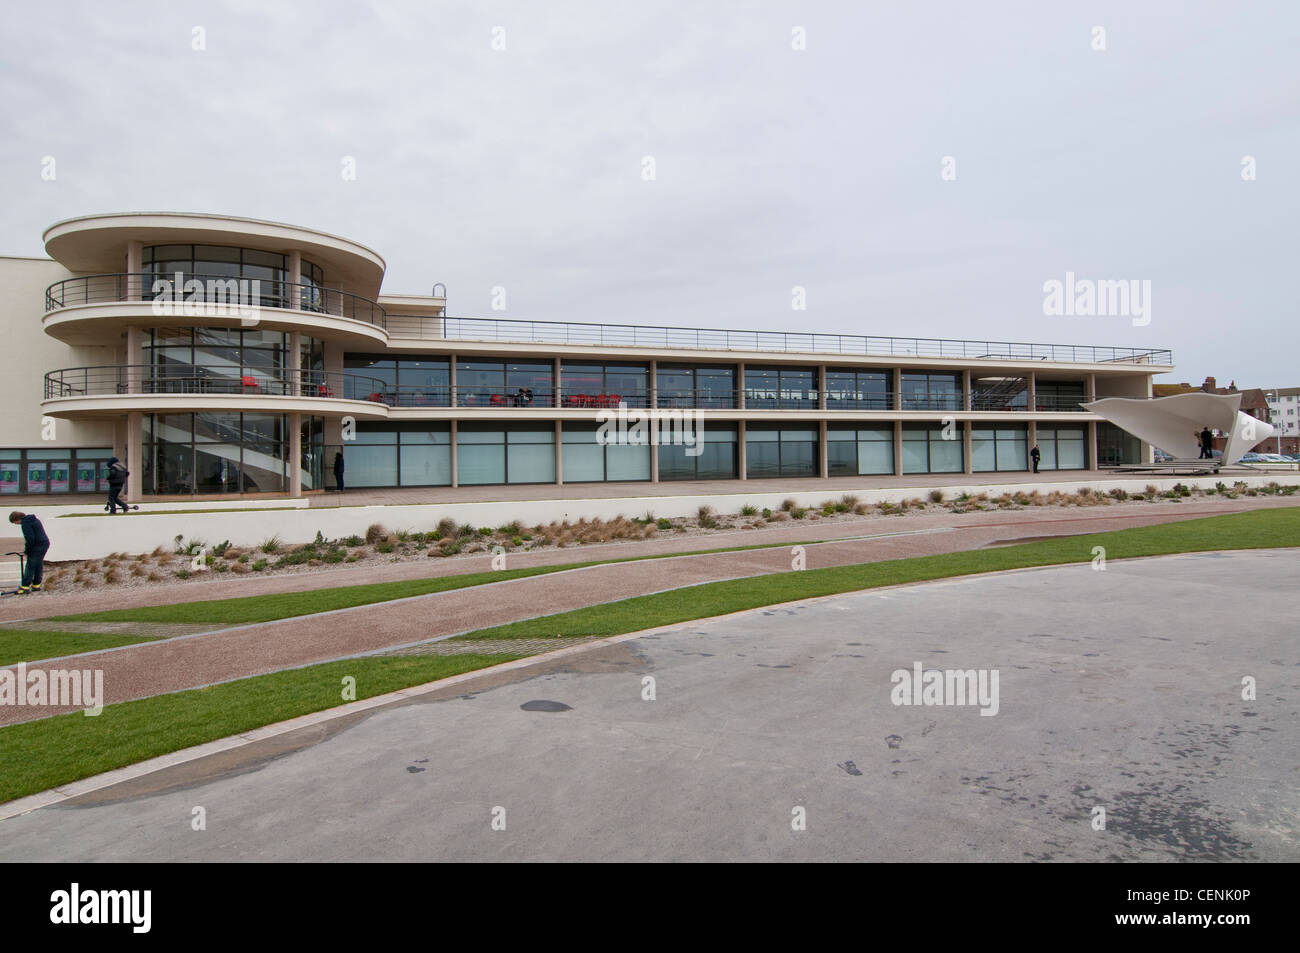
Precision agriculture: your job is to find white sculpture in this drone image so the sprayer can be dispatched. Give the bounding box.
[1082,391,1273,465]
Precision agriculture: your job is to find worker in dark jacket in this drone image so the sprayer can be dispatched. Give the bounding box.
[1030,444,1041,473]
[9,511,49,594]
[1198,427,1214,459]
[105,456,128,513]
[333,451,345,492]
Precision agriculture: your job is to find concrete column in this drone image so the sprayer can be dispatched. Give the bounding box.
[818,419,828,478]
[125,325,143,395]
[289,331,302,396]
[893,419,903,476]
[554,358,562,409]
[962,369,972,411]
[450,420,458,487]
[554,419,563,485]
[1086,373,1098,469]
[449,355,458,408]
[738,419,747,480]
[126,412,143,499]
[288,250,301,311]
[289,412,302,497]
[650,418,659,482]
[963,421,973,474]
[1027,371,1037,414]
[126,240,143,301]
[818,365,827,411]
[893,367,902,412]
[650,359,658,409]
[736,362,745,410]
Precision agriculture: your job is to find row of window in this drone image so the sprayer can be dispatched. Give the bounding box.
[336,423,1091,488]
[0,448,116,495]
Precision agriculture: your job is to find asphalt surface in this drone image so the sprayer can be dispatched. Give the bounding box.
[1,549,1294,861]
[3,498,1296,723]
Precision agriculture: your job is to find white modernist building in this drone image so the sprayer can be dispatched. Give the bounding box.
[3,211,1178,502]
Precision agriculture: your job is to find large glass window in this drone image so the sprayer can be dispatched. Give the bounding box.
[658,424,736,480]
[1038,426,1087,470]
[656,365,736,409]
[970,377,1027,411]
[562,424,651,482]
[744,367,817,410]
[343,424,452,487]
[1035,381,1086,413]
[1097,422,1139,466]
[455,360,553,408]
[745,427,818,478]
[901,373,961,411]
[142,413,303,494]
[972,424,1028,472]
[144,328,321,395]
[561,362,649,408]
[828,426,894,475]
[457,424,555,485]
[142,245,325,310]
[902,424,963,473]
[826,370,890,410]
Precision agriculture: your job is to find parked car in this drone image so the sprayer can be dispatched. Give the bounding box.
[1240,452,1263,462]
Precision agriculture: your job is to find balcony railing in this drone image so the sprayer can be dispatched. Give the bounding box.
[429,317,1171,365]
[44,273,387,329]
[44,366,389,401]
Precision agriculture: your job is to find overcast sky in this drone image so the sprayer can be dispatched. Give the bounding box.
[2,0,1297,385]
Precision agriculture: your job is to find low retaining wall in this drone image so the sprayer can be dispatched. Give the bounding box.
[23,474,1300,561]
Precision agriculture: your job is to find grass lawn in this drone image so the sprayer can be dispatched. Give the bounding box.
[0,653,521,805]
[0,630,159,667]
[1,506,1295,805]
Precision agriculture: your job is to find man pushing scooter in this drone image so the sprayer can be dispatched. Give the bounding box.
[8,511,49,594]
[104,456,136,513]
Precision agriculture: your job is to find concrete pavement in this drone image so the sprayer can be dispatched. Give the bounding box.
[1,550,1293,861]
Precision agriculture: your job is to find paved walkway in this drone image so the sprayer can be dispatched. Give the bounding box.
[1,497,1293,725]
[2,551,1292,861]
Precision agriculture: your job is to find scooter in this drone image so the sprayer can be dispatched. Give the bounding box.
[104,498,140,512]
[1,551,25,596]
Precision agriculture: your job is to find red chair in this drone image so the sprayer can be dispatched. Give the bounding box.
[317,382,333,397]
[368,392,384,403]
[490,394,506,407]
[241,375,258,392]
[608,393,621,406]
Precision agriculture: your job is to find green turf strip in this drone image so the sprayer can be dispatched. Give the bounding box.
[0,630,158,667]
[2,507,1295,806]
[0,654,521,804]
[452,507,1300,641]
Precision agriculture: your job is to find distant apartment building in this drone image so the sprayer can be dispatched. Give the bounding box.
[2,212,1176,500]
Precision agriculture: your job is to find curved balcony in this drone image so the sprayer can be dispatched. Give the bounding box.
[42,273,388,346]
[41,365,393,419]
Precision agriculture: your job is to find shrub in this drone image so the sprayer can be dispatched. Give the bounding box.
[929,489,944,504]
[781,498,797,512]
[174,569,192,580]
[365,523,388,544]
[260,535,282,554]
[396,529,410,543]
[251,559,268,572]
[376,541,395,554]
[740,504,758,516]
[790,507,807,520]
[761,507,773,519]
[656,517,672,530]
[459,524,476,537]
[103,569,119,584]
[237,554,250,563]
[344,535,365,547]
[1108,488,1129,500]
[436,518,458,538]
[147,570,163,581]
[840,494,860,509]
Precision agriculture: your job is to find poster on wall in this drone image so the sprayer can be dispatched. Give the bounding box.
[0,466,18,494]
[77,463,97,492]
[26,464,46,493]
[49,464,70,492]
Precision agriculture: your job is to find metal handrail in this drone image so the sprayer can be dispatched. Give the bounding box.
[431,316,1171,365]
[43,273,387,329]
[43,365,390,401]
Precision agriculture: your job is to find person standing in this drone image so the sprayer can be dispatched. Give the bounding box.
[105,456,129,513]
[1030,443,1041,473]
[1199,427,1214,459]
[9,511,49,593]
[333,451,345,492]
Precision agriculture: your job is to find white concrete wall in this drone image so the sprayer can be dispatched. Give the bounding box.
[0,257,116,448]
[21,473,1300,561]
